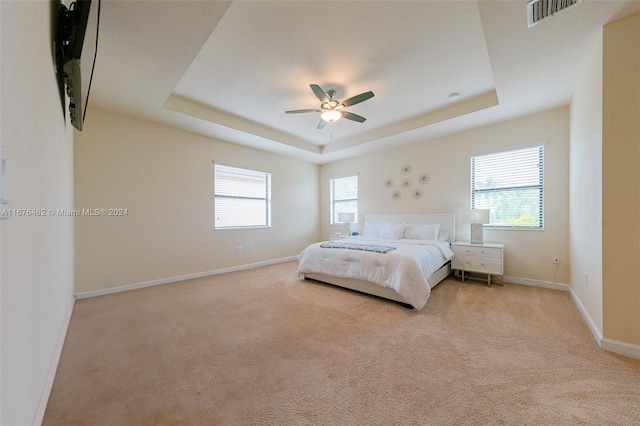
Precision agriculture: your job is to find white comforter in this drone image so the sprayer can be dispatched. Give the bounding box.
[297,237,454,310]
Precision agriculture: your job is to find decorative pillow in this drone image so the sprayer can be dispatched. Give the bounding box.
[380,223,405,239]
[438,228,450,242]
[403,223,440,241]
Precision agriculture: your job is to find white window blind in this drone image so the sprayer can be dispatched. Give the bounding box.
[214,164,271,229]
[330,174,358,225]
[471,146,544,228]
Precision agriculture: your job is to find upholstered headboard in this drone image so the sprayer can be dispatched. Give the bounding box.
[363,213,456,243]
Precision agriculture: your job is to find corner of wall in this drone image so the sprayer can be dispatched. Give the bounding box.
[568,26,603,339]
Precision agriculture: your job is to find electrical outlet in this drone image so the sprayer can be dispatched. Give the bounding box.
[552,255,560,264]
[235,245,244,252]
[249,244,254,251]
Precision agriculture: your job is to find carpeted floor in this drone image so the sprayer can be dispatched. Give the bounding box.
[44,261,640,425]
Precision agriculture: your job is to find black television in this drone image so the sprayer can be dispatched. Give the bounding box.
[56,0,99,131]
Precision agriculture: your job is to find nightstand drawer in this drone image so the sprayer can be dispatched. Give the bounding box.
[452,254,502,275]
[452,245,501,259]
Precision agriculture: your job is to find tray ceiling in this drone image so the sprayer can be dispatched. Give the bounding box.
[88,0,640,164]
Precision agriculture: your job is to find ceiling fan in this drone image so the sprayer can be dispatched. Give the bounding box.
[285,84,374,129]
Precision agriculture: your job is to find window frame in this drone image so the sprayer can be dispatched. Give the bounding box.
[214,163,271,230]
[470,145,544,230]
[329,173,359,225]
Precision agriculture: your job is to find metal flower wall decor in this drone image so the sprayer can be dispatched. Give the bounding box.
[384,164,431,201]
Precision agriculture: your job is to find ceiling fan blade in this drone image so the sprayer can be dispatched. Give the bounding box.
[310,84,328,102]
[341,111,366,123]
[285,109,322,114]
[341,91,374,107]
[317,119,327,130]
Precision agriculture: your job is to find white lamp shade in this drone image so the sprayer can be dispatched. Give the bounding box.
[321,109,342,123]
[462,209,490,224]
[338,212,355,223]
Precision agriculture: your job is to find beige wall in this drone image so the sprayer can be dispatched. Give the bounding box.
[569,32,603,334]
[74,109,319,293]
[320,108,570,284]
[1,1,75,424]
[602,13,640,346]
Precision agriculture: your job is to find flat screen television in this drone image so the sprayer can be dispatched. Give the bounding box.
[56,0,99,131]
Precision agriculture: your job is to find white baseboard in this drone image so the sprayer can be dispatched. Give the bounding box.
[503,275,570,291]
[506,275,640,360]
[34,295,75,425]
[567,286,604,346]
[568,289,640,359]
[601,338,640,359]
[74,256,299,299]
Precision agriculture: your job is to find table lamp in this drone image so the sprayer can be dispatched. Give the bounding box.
[462,209,490,244]
[337,212,355,236]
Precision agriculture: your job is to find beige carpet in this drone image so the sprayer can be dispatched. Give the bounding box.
[44,261,640,425]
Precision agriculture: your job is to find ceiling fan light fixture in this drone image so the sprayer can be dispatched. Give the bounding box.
[321,109,342,123]
[285,84,374,128]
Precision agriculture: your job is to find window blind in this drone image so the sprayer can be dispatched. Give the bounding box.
[214,164,271,229]
[471,146,543,228]
[330,174,358,225]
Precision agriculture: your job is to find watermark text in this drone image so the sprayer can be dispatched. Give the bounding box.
[1,208,129,218]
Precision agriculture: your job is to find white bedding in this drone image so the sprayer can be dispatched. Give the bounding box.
[297,237,454,310]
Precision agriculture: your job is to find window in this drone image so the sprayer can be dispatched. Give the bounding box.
[214,164,271,229]
[330,174,358,225]
[471,146,544,229]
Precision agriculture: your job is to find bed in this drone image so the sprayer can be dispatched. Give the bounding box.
[297,213,456,310]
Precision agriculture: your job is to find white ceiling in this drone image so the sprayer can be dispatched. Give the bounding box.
[88,0,640,164]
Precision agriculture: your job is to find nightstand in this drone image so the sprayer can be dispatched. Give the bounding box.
[451,242,504,286]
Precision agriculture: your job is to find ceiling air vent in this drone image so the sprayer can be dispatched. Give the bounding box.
[527,0,582,28]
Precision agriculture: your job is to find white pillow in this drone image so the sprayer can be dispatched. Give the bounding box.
[438,228,450,242]
[403,223,440,240]
[380,223,405,239]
